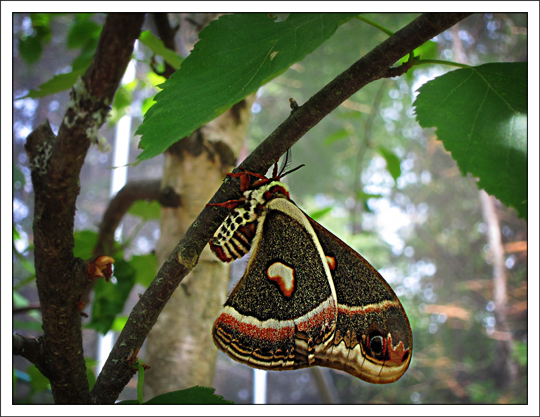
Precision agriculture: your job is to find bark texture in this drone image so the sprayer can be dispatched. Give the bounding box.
[143,13,255,396]
[20,14,144,404]
[144,97,255,396]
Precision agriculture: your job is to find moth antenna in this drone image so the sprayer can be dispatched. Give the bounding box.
[277,149,293,178]
[280,164,305,178]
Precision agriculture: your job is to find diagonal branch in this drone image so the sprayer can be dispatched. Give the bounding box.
[90,12,472,404]
[21,13,145,404]
[94,179,163,256]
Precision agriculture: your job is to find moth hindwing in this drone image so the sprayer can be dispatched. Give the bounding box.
[307,216,412,383]
[208,166,412,383]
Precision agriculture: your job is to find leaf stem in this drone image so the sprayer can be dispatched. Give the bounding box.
[412,59,471,68]
[355,15,415,61]
[355,15,395,36]
[136,362,144,404]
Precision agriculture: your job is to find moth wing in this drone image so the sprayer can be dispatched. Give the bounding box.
[307,216,413,384]
[213,198,338,371]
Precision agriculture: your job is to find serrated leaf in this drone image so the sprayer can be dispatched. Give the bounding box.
[136,13,358,161]
[378,146,401,182]
[139,31,183,70]
[117,386,234,405]
[128,200,161,221]
[22,67,87,99]
[414,62,527,220]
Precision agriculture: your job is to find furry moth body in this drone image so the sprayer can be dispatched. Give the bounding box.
[208,167,412,383]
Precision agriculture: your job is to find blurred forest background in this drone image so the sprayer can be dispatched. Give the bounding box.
[12,12,528,404]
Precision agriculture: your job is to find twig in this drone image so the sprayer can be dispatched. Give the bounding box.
[94,179,163,256]
[13,304,41,315]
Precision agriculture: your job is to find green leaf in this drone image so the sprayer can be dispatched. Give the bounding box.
[136,13,358,161]
[308,206,333,220]
[86,259,136,334]
[27,365,50,392]
[73,230,98,260]
[17,14,53,64]
[86,366,96,390]
[513,340,527,367]
[13,274,37,291]
[18,35,43,64]
[111,315,128,332]
[136,362,145,404]
[414,62,527,220]
[13,291,30,308]
[14,320,43,331]
[71,42,96,71]
[323,129,349,146]
[378,146,401,182]
[128,200,161,221]
[13,164,26,189]
[356,191,384,201]
[117,386,234,405]
[108,84,134,125]
[129,254,157,287]
[139,31,183,70]
[402,40,438,81]
[22,67,87,99]
[67,20,102,49]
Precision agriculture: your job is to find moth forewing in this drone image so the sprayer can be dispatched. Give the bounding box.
[209,167,412,384]
[212,194,338,371]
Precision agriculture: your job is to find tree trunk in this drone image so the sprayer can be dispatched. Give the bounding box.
[144,95,255,396]
[479,190,518,388]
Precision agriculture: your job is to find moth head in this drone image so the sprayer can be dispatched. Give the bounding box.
[264,181,290,200]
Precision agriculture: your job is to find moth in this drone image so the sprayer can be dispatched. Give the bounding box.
[207,161,412,384]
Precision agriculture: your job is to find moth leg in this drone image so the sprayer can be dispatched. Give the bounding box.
[206,199,245,210]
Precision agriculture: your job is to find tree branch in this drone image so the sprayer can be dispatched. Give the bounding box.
[13,304,41,315]
[151,13,178,79]
[90,12,471,404]
[94,179,163,256]
[13,334,45,369]
[22,13,145,404]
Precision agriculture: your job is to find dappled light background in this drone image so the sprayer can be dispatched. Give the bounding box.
[12,13,528,404]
